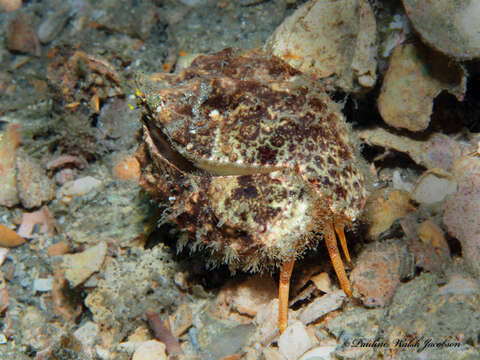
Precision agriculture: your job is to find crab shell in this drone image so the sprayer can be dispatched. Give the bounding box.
[136,48,367,272]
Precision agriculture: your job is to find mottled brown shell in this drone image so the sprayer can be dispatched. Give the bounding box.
[136,48,367,272]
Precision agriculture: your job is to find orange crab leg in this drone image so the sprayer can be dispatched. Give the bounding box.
[334,223,351,263]
[278,258,295,334]
[325,221,352,297]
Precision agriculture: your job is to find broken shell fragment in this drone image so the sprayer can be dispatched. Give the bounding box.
[378,43,466,132]
[266,0,377,93]
[443,156,480,277]
[0,224,26,248]
[402,0,480,60]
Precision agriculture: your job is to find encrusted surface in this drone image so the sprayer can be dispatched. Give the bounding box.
[137,48,367,272]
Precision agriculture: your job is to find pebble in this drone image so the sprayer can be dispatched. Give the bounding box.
[0,224,26,248]
[0,124,20,207]
[0,0,21,12]
[37,7,70,44]
[0,248,9,266]
[363,188,415,239]
[33,277,54,292]
[263,347,286,360]
[17,207,55,239]
[5,12,41,56]
[278,321,313,360]
[351,240,406,307]
[46,155,86,171]
[444,156,480,277]
[132,340,167,360]
[253,299,280,345]
[392,170,414,193]
[411,172,457,205]
[216,274,277,318]
[310,272,332,294]
[298,346,336,360]
[61,241,107,287]
[60,176,103,198]
[15,149,55,209]
[411,220,451,272]
[402,0,480,60]
[112,154,141,182]
[73,321,99,348]
[266,0,377,93]
[299,290,346,324]
[169,304,193,337]
[54,168,77,185]
[378,43,466,132]
[48,241,71,256]
[0,289,8,313]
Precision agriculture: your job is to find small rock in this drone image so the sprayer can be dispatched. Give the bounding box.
[5,12,41,56]
[48,241,71,256]
[363,188,415,239]
[113,154,141,182]
[254,299,280,345]
[402,0,480,60]
[278,321,313,360]
[384,272,480,350]
[0,224,25,248]
[378,43,466,131]
[310,272,332,294]
[266,0,377,93]
[60,176,103,198]
[47,155,86,171]
[444,156,480,276]
[203,324,255,360]
[299,290,346,325]
[263,347,286,360]
[0,124,20,207]
[0,289,8,313]
[351,240,406,307]
[37,7,70,44]
[73,321,99,348]
[0,248,9,266]
[54,168,77,185]
[94,1,158,40]
[411,172,457,204]
[132,340,167,360]
[0,0,22,12]
[62,241,107,287]
[298,345,336,360]
[33,277,54,292]
[169,304,193,337]
[415,220,451,269]
[392,170,414,193]
[216,274,277,318]
[15,149,55,209]
[17,207,55,239]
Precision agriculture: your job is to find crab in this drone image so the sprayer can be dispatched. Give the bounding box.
[135,48,368,333]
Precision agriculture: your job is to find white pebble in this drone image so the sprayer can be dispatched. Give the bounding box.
[278,321,313,360]
[60,176,103,197]
[74,321,99,348]
[33,277,54,292]
[132,340,167,360]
